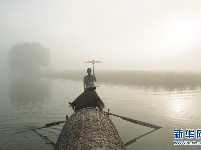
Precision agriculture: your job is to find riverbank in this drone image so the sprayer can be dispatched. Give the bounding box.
[43,70,201,90]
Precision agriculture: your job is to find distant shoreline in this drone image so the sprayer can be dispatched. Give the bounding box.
[42,70,201,91]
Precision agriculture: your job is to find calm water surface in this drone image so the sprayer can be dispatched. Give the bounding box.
[1,75,201,150]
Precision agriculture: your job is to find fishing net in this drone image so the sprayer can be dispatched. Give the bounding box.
[54,108,125,150]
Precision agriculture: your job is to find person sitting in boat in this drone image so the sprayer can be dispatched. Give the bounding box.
[69,83,104,112]
[83,68,96,89]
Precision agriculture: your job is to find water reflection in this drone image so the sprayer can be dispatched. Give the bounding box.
[167,93,190,125]
[9,77,50,107]
[173,102,183,113]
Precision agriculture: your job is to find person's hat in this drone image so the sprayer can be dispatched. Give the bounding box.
[86,82,99,89]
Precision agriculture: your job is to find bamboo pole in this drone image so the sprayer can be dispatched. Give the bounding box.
[123,129,158,146]
[107,112,161,130]
[107,112,162,147]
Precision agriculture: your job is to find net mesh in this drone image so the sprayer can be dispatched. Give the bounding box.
[54,108,125,150]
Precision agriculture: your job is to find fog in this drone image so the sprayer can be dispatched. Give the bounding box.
[1,0,201,71]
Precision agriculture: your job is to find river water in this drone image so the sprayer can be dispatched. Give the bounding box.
[1,74,201,150]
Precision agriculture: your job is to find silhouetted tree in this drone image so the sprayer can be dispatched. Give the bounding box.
[8,42,50,73]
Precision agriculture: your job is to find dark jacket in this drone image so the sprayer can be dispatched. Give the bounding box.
[70,90,105,112]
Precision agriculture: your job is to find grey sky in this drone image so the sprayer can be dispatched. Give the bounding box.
[1,0,201,71]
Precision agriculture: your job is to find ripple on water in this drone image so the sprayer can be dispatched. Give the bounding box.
[1,79,201,150]
[0,126,53,150]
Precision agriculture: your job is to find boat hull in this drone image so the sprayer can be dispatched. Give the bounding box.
[54,108,125,150]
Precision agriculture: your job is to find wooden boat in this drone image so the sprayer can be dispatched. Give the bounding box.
[54,108,125,150]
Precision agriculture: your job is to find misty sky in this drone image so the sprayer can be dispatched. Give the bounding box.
[1,0,201,71]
